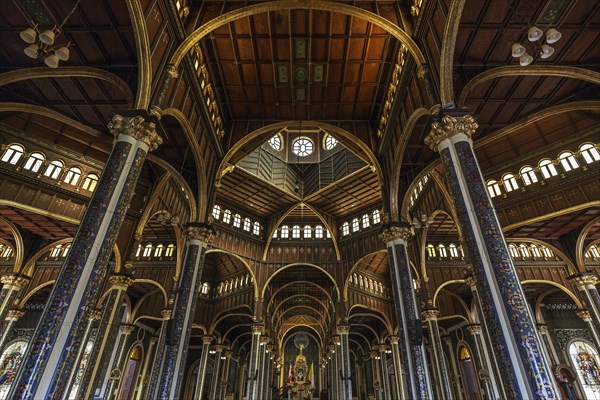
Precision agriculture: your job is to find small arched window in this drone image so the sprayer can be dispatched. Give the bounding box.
[81,174,99,192]
[154,244,164,257]
[580,143,600,164]
[143,244,153,257]
[539,159,558,179]
[281,225,289,239]
[326,229,331,239]
[508,244,520,258]
[63,167,82,186]
[437,244,447,258]
[352,218,360,232]
[372,210,381,224]
[449,243,459,258]
[233,214,241,228]
[212,205,221,220]
[1,144,24,165]
[272,229,278,238]
[165,244,175,257]
[222,209,231,224]
[292,225,301,238]
[542,246,554,258]
[304,225,312,239]
[253,222,261,235]
[136,244,143,258]
[50,244,63,258]
[362,214,370,228]
[202,282,209,295]
[427,244,436,258]
[61,244,71,257]
[519,244,530,257]
[342,222,350,236]
[23,152,45,172]
[530,244,541,258]
[520,166,538,186]
[44,159,64,179]
[243,218,251,231]
[559,151,579,172]
[487,180,501,198]
[315,225,324,239]
[502,173,519,192]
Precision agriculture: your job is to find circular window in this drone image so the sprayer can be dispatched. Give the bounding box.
[323,134,338,150]
[292,138,314,157]
[268,134,282,151]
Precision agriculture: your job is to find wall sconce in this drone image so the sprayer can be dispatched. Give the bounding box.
[511,27,562,66]
[412,214,433,229]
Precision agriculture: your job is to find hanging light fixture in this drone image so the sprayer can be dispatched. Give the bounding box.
[511,26,562,65]
[19,0,83,68]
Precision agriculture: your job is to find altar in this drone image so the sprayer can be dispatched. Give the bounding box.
[286,344,314,400]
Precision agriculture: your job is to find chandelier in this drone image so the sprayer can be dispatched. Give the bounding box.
[19,0,83,68]
[511,27,562,66]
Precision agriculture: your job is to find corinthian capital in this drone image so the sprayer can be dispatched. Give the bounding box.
[378,223,412,244]
[185,223,216,244]
[1,273,30,288]
[424,114,478,152]
[569,273,599,288]
[108,114,163,151]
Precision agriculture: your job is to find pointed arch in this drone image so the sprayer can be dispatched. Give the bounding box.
[205,249,259,299]
[0,216,24,274]
[262,263,340,300]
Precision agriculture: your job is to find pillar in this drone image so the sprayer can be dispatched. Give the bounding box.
[209,344,224,400]
[577,310,600,350]
[81,273,134,399]
[103,323,136,399]
[329,343,339,400]
[194,335,213,399]
[379,224,432,399]
[135,336,157,400]
[388,335,405,400]
[369,350,382,400]
[338,324,352,400]
[422,308,453,399]
[0,273,29,322]
[0,308,25,351]
[466,324,496,400]
[256,336,267,399]
[378,345,391,400]
[155,223,216,399]
[443,335,464,400]
[220,350,233,400]
[570,273,600,335]
[8,114,161,400]
[263,344,273,400]
[425,112,558,399]
[145,308,172,399]
[64,308,102,395]
[246,324,262,399]
[238,361,247,399]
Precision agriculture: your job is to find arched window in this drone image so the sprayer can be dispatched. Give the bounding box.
[253,222,261,235]
[449,243,459,258]
[23,152,45,172]
[352,218,360,232]
[530,244,541,258]
[487,180,501,198]
[233,214,241,228]
[281,225,289,239]
[272,229,278,238]
[323,134,338,150]
[542,246,554,258]
[268,134,282,151]
[315,225,324,239]
[559,151,579,172]
[539,159,558,179]
[202,282,209,295]
[50,244,63,258]
[586,245,600,259]
[292,225,301,238]
[580,143,600,164]
[342,222,350,236]
[519,244,530,257]
[372,210,381,224]
[427,244,436,258]
[212,205,221,220]
[304,225,312,239]
[44,159,64,179]
[502,173,519,192]
[222,209,231,224]
[437,244,447,258]
[165,244,175,257]
[61,244,71,257]
[0,341,28,396]
[63,167,82,186]
[143,244,153,257]
[508,244,520,258]
[1,144,24,165]
[568,340,600,399]
[362,214,370,228]
[68,340,94,400]
[520,166,538,186]
[81,174,99,192]
[135,244,142,258]
[243,218,251,231]
[154,244,164,257]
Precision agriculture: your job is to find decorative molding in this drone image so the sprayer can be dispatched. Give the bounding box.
[378,224,411,244]
[108,115,162,151]
[554,328,593,350]
[425,114,479,151]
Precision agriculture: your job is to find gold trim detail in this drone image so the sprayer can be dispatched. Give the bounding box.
[0,274,30,288]
[337,324,350,335]
[577,310,592,321]
[376,47,408,138]
[422,308,440,321]
[109,274,134,289]
[466,324,481,334]
[425,114,479,151]
[439,0,467,104]
[120,324,136,334]
[379,225,412,244]
[185,224,216,244]
[126,0,151,109]
[108,115,163,151]
[569,273,599,288]
[7,309,25,320]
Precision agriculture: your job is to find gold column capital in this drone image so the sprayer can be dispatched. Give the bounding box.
[425,113,478,151]
[378,223,412,244]
[388,335,400,345]
[202,335,214,345]
[1,273,30,288]
[120,324,135,334]
[577,309,592,321]
[467,324,482,335]
[7,309,25,320]
[108,114,163,151]
[161,308,172,320]
[251,324,263,334]
[109,273,134,290]
[422,308,440,321]
[185,223,216,244]
[537,324,549,334]
[167,64,179,78]
[569,273,599,288]
[87,308,102,321]
[337,324,351,335]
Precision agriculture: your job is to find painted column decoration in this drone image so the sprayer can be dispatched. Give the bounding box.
[194,335,214,399]
[245,324,262,400]
[135,336,157,400]
[338,324,352,400]
[466,324,496,399]
[570,273,600,335]
[329,343,339,400]
[155,223,215,399]
[378,345,391,400]
[369,350,382,400]
[102,323,135,399]
[422,308,454,399]
[0,309,25,351]
[443,335,464,400]
[64,308,102,394]
[576,310,600,351]
[379,224,431,399]
[0,273,29,322]
[388,335,405,400]
[146,308,172,399]
[220,350,233,400]
[82,273,134,399]
[425,112,558,399]
[7,114,161,400]
[537,325,560,367]
[209,344,224,400]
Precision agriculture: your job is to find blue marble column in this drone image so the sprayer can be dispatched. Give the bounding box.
[0,273,29,323]
[155,224,215,399]
[193,335,213,399]
[209,344,224,400]
[8,114,161,400]
[246,324,262,400]
[369,350,382,400]
[0,309,25,352]
[338,325,352,400]
[102,323,135,399]
[144,308,171,399]
[379,225,432,399]
[570,273,600,336]
[422,308,453,399]
[466,324,496,399]
[425,112,558,398]
[388,335,405,400]
[256,337,267,399]
[378,344,391,400]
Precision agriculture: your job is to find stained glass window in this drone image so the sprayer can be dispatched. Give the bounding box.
[68,340,94,399]
[569,341,600,399]
[0,340,27,399]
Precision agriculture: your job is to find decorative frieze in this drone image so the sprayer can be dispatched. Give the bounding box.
[185,223,216,244]
[424,114,479,151]
[378,223,411,244]
[108,114,163,151]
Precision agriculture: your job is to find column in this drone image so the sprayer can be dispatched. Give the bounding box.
[103,323,136,399]
[329,343,339,400]
[264,344,274,400]
[369,350,381,400]
[81,273,134,399]
[256,336,267,399]
[571,273,600,335]
[338,324,352,400]
[443,336,464,400]
[194,335,213,399]
[145,308,172,399]
[8,114,161,400]
[0,273,29,322]
[209,344,224,400]
[466,325,495,400]
[0,308,25,351]
[64,308,102,395]
[425,112,558,399]
[319,361,326,396]
[155,223,216,399]
[388,335,405,400]
[422,308,453,399]
[577,310,600,350]
[379,224,432,399]
[135,336,157,400]
[238,361,247,399]
[378,345,391,400]
[246,324,262,399]
[219,350,233,400]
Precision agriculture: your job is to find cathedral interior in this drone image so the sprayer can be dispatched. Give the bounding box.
[0,0,599,399]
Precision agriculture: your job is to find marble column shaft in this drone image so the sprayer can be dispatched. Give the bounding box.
[443,336,464,400]
[467,325,496,400]
[156,223,215,399]
[378,346,391,400]
[193,335,213,399]
[64,308,101,396]
[338,325,352,400]
[425,113,558,399]
[135,336,157,400]
[423,309,453,399]
[245,324,262,400]
[209,345,224,400]
[9,114,161,400]
[146,308,172,399]
[219,351,232,400]
[329,343,339,400]
[256,338,267,399]
[102,323,135,399]
[571,274,600,335]
[380,225,431,399]
[369,351,381,400]
[81,274,133,399]
[576,310,600,351]
[0,309,25,351]
[0,273,29,323]
[388,336,405,400]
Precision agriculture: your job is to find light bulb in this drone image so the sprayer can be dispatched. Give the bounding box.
[39,29,56,45]
[20,28,37,44]
[527,26,543,42]
[546,28,562,44]
[540,44,555,59]
[24,44,39,59]
[511,43,526,58]
[519,53,533,66]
